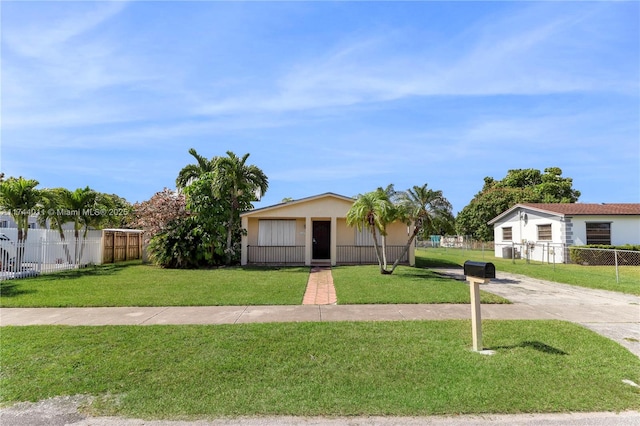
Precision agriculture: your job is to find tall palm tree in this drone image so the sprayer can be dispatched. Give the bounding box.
[58,187,98,264]
[176,148,218,189]
[389,184,453,273]
[0,177,41,269]
[346,190,395,274]
[212,151,268,265]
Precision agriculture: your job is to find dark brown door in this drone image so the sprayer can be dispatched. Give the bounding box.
[312,221,331,259]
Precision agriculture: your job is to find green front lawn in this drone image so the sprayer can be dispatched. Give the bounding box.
[0,262,309,307]
[417,248,640,296]
[333,265,508,304]
[2,321,638,418]
[0,261,509,307]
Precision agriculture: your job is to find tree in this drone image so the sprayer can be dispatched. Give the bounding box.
[38,188,75,263]
[346,189,396,274]
[0,177,41,268]
[211,151,268,265]
[391,184,454,272]
[456,167,580,241]
[57,187,100,264]
[129,188,188,246]
[176,148,218,189]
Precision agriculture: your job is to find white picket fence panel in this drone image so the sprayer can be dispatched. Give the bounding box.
[0,229,103,280]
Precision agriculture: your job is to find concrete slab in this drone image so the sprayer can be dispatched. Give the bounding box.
[397,304,471,320]
[142,306,247,325]
[319,304,407,322]
[235,305,321,323]
[581,322,640,357]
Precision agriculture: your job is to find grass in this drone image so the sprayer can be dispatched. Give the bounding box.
[2,321,638,419]
[0,262,309,307]
[333,265,508,304]
[417,248,640,296]
[0,261,509,307]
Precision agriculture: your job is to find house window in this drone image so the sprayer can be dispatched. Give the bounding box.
[355,227,374,246]
[0,220,7,228]
[537,224,552,241]
[258,220,296,246]
[28,223,37,229]
[586,222,611,245]
[502,227,512,241]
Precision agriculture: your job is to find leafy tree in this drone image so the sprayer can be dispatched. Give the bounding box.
[148,216,214,269]
[0,176,41,268]
[456,167,580,241]
[391,184,453,272]
[211,151,268,265]
[176,148,218,189]
[129,188,188,246]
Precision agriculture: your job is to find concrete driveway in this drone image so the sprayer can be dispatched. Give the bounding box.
[432,268,640,357]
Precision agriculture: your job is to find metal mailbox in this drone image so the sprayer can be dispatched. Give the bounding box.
[463,260,496,279]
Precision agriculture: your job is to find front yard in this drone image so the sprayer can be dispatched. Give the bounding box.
[0,261,508,307]
[2,321,639,418]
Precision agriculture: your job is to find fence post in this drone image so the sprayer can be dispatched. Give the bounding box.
[614,249,619,284]
[511,242,515,264]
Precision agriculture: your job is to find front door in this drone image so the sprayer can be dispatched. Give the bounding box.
[312,221,331,260]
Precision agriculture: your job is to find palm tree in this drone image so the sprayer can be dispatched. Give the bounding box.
[389,184,453,273]
[212,151,268,265]
[58,187,98,264]
[38,188,74,263]
[0,177,41,269]
[346,190,395,274]
[176,148,218,189]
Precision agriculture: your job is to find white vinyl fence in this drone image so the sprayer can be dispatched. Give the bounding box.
[0,229,103,280]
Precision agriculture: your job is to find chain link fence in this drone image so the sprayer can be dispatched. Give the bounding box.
[417,236,639,285]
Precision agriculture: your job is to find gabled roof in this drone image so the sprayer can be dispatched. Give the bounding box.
[241,192,355,217]
[488,203,640,225]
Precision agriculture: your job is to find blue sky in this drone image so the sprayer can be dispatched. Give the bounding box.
[1,1,638,214]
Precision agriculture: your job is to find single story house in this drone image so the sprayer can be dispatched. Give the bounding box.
[240,192,415,266]
[488,203,640,263]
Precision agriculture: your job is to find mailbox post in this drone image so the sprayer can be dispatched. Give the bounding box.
[463,261,496,352]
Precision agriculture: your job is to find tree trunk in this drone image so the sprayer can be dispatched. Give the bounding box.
[370,227,390,274]
[57,227,72,263]
[389,223,422,274]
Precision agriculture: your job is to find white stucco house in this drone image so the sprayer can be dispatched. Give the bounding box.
[240,192,415,266]
[488,203,640,263]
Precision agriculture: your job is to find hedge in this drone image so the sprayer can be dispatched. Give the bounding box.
[569,245,640,266]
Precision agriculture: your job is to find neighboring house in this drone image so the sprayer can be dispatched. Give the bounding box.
[488,203,640,262]
[240,192,415,266]
[0,213,40,230]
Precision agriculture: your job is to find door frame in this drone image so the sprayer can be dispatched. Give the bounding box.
[312,220,331,260]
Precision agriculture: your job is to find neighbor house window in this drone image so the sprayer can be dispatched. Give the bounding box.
[0,220,7,228]
[586,222,611,245]
[537,224,552,241]
[502,227,512,241]
[258,220,296,246]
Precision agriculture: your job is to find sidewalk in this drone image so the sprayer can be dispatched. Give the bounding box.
[1,269,638,357]
[1,269,639,426]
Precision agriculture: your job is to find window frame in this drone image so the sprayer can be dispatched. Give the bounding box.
[586,222,611,245]
[258,219,296,246]
[502,227,513,241]
[537,224,552,241]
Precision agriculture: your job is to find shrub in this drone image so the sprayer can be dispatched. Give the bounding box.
[569,245,640,266]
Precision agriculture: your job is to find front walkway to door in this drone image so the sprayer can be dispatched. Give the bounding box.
[302,267,337,305]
